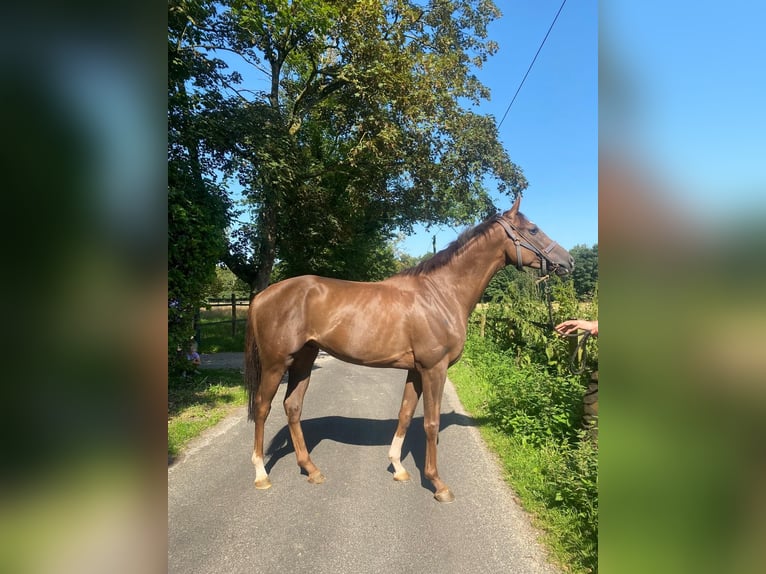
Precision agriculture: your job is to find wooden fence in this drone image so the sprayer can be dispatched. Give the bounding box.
[195,293,250,341]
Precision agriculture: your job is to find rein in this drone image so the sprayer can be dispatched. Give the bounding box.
[494,214,593,375]
[536,273,555,330]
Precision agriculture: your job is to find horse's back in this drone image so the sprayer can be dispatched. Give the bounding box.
[252,275,385,312]
[249,274,421,368]
[249,274,388,333]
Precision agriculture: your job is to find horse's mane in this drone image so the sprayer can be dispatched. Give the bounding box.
[397,214,500,277]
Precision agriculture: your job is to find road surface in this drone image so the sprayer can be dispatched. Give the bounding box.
[168,353,560,574]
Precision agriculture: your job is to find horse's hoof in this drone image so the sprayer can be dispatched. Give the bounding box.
[254,478,272,490]
[434,488,455,503]
[393,470,411,482]
[307,471,325,484]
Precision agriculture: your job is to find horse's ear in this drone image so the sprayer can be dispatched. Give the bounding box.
[508,194,522,217]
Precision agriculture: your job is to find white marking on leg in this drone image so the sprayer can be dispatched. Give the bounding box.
[388,435,410,481]
[252,452,269,486]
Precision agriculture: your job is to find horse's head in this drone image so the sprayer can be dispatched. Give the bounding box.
[495,195,575,276]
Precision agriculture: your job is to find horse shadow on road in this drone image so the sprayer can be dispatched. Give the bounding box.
[264,411,482,495]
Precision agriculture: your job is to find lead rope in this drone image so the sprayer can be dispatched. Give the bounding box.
[536,272,591,375]
[566,329,592,375]
[535,272,555,330]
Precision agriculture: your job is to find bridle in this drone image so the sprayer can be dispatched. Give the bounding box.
[493,213,560,329]
[493,214,591,374]
[492,214,563,276]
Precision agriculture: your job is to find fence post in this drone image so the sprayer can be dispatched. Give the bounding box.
[231,292,236,337]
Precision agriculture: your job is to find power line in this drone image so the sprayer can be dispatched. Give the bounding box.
[497,0,568,129]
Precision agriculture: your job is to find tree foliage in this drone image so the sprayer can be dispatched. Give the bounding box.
[173,0,527,294]
[168,0,232,369]
[569,243,598,300]
[205,265,251,299]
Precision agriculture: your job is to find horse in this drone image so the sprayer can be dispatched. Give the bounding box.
[245,195,574,502]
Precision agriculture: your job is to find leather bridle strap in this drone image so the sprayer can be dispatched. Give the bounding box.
[493,215,560,273]
[494,217,525,270]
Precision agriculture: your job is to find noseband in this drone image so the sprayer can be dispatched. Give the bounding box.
[493,215,561,276]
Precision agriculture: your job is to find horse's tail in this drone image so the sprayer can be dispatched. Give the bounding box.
[244,316,261,422]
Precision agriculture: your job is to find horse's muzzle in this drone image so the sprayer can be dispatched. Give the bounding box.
[553,256,575,275]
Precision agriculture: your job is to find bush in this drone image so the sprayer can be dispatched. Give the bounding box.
[451,273,598,572]
[489,364,586,446]
[475,273,597,376]
[549,434,598,527]
[544,435,598,572]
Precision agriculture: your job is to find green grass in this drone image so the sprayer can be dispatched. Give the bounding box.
[196,306,247,352]
[449,358,598,574]
[168,368,247,460]
[196,323,246,353]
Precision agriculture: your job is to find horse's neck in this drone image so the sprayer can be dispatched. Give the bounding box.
[428,228,507,317]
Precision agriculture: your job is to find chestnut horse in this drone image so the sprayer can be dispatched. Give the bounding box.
[245,196,573,502]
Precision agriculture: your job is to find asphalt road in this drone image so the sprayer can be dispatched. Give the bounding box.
[168,353,560,574]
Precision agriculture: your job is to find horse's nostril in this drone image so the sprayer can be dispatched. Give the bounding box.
[569,256,575,268]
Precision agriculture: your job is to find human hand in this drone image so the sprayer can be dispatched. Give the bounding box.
[555,319,598,337]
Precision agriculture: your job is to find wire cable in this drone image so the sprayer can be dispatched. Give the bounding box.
[497,0,568,129]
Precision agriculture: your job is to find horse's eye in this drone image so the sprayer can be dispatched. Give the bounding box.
[529,227,539,235]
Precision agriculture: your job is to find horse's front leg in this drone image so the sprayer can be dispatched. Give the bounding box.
[421,363,455,503]
[388,369,423,482]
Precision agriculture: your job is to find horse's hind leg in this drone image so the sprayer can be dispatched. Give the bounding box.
[252,365,285,490]
[388,369,423,482]
[284,345,324,484]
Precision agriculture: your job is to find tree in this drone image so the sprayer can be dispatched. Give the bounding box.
[205,265,251,299]
[168,0,232,367]
[569,243,598,300]
[195,0,527,294]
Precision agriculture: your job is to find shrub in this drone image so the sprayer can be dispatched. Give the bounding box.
[453,272,598,572]
[488,364,586,446]
[544,434,599,572]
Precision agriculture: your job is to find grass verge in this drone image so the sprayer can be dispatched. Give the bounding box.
[448,360,597,574]
[168,368,247,461]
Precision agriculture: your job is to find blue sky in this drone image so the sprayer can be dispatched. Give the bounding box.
[399,0,598,255]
